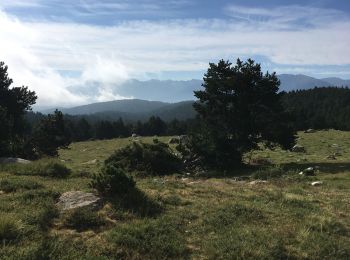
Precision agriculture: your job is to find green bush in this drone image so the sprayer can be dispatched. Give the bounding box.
[105,142,182,175]
[63,208,104,232]
[0,215,22,242]
[90,165,135,195]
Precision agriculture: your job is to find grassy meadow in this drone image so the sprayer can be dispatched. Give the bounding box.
[0,130,349,259]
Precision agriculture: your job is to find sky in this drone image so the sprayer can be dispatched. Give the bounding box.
[1,0,350,107]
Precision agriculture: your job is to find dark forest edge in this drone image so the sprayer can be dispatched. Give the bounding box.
[24,86,350,142]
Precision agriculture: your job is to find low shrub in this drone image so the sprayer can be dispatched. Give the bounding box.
[63,207,104,232]
[0,215,22,242]
[90,165,135,195]
[105,141,182,175]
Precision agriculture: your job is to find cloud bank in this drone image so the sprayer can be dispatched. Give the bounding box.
[0,3,349,107]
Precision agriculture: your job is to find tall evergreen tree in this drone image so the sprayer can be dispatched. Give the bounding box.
[193,59,295,168]
[32,110,71,156]
[0,61,37,156]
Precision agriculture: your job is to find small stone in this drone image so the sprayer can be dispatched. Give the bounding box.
[311,181,323,186]
[82,159,98,164]
[304,129,316,133]
[249,180,268,185]
[325,154,336,160]
[291,145,306,153]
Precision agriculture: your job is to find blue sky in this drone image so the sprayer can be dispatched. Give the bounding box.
[0,0,349,106]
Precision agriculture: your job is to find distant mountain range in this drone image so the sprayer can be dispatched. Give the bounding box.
[41,74,349,120]
[278,74,350,91]
[43,99,196,122]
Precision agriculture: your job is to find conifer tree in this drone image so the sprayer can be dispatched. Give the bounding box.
[193,59,295,168]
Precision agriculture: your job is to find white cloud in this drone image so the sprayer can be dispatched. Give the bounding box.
[0,5,350,107]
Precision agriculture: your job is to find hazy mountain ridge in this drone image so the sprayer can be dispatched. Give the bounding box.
[41,74,349,118]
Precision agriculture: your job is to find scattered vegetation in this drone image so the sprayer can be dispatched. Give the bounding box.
[0,131,349,259]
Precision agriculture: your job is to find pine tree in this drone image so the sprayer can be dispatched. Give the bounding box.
[192,59,295,168]
[0,61,37,156]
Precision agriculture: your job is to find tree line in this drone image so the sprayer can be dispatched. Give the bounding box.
[25,112,193,141]
[281,87,350,131]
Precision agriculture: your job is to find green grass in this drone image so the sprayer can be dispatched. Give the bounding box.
[0,131,349,259]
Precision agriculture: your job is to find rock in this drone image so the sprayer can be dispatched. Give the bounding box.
[291,145,306,153]
[56,191,103,211]
[168,137,180,144]
[325,154,336,160]
[311,181,323,186]
[249,180,268,185]
[82,159,98,165]
[299,167,315,176]
[297,158,308,162]
[304,129,316,133]
[0,157,31,164]
[131,133,138,138]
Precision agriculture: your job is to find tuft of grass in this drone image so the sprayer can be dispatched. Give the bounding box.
[26,201,59,231]
[63,207,105,232]
[108,217,189,259]
[0,159,71,178]
[0,178,43,193]
[207,203,265,229]
[0,214,22,242]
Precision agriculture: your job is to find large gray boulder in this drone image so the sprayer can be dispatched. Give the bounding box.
[56,191,103,211]
[0,157,31,164]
